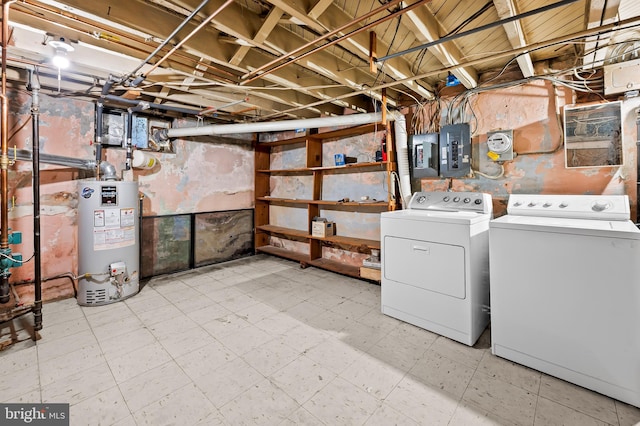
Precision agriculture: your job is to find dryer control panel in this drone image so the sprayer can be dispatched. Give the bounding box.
[408,191,492,214]
[507,194,631,221]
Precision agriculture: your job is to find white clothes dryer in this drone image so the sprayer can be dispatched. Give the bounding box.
[490,194,640,407]
[381,191,493,346]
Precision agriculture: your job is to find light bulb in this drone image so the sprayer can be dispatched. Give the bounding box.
[52,49,69,69]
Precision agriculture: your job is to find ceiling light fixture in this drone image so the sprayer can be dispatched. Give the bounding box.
[48,37,74,69]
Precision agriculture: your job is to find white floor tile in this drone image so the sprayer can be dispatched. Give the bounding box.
[69,385,130,426]
[1,256,635,426]
[270,355,336,405]
[303,377,380,426]
[119,361,192,413]
[462,371,537,426]
[538,374,619,425]
[219,378,299,425]
[132,383,216,425]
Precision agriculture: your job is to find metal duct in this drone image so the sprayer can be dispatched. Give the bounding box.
[390,111,412,208]
[15,149,96,170]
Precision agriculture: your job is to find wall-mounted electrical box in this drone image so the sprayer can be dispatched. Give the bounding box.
[486,129,514,161]
[604,58,640,95]
[409,133,439,178]
[439,123,471,177]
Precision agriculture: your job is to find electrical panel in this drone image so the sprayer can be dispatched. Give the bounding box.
[439,123,471,177]
[409,133,439,178]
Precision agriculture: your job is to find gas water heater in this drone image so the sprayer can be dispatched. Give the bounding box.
[77,180,139,306]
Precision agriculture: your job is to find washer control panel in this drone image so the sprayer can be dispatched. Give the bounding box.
[507,194,631,220]
[408,191,492,214]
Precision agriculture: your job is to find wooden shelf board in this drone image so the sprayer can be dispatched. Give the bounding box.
[309,200,388,208]
[256,245,309,263]
[257,161,388,174]
[311,234,379,251]
[308,258,361,278]
[310,123,386,141]
[257,225,309,239]
[256,135,308,147]
[256,197,312,205]
[257,167,313,174]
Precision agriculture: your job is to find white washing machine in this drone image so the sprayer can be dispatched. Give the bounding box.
[490,194,640,408]
[381,191,493,346]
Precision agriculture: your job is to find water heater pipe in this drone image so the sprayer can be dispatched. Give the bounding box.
[29,68,42,330]
[15,149,96,170]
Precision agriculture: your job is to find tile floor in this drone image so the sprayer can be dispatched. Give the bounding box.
[1,254,640,425]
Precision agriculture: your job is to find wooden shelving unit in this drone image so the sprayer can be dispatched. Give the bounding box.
[254,122,396,280]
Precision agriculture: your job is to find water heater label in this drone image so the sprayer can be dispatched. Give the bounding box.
[93,207,135,251]
[101,185,117,206]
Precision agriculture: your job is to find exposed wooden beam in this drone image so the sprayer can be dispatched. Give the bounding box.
[583,0,621,68]
[493,0,535,77]
[308,0,334,20]
[403,5,479,89]
[229,6,283,66]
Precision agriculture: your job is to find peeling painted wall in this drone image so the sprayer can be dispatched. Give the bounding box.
[417,81,638,219]
[4,91,254,304]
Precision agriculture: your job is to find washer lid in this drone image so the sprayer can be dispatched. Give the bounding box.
[490,214,640,239]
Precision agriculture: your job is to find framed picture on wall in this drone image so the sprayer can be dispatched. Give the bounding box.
[564,101,622,168]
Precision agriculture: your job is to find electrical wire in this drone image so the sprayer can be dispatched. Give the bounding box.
[0,252,34,264]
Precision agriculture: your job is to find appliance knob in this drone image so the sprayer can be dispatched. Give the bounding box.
[453,197,460,202]
[513,201,522,207]
[474,199,482,205]
[443,196,450,202]
[417,195,427,204]
[543,202,552,208]
[528,202,536,207]
[592,201,610,212]
[463,198,470,203]
[559,202,568,208]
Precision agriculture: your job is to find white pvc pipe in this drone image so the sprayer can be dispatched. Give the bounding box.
[390,111,412,209]
[167,112,387,138]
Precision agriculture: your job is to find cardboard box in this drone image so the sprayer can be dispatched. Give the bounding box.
[360,266,381,281]
[312,221,335,238]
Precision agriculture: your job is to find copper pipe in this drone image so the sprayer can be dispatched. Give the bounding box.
[240,0,430,86]
[1,0,17,250]
[15,1,238,82]
[141,0,234,79]
[241,0,407,80]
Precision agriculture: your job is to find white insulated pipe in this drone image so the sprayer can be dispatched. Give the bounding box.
[167,112,386,138]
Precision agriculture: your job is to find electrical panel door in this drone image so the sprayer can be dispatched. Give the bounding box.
[409,133,439,178]
[439,123,471,177]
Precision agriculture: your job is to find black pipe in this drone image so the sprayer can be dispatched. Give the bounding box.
[95,101,103,164]
[376,0,579,63]
[30,69,42,330]
[104,95,201,116]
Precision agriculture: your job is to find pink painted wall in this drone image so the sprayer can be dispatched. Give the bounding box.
[6,91,253,304]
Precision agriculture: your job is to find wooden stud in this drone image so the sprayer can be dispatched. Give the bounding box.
[369,31,377,73]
